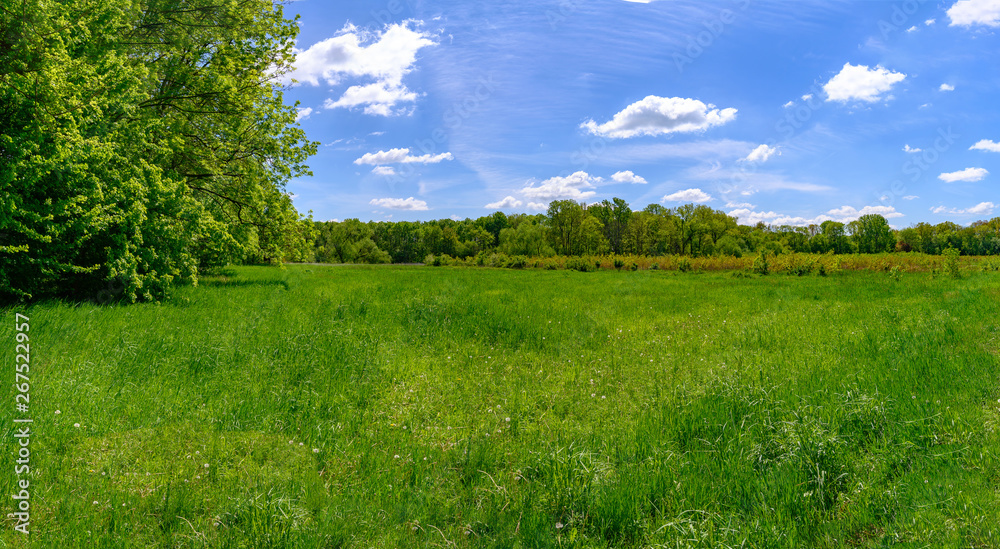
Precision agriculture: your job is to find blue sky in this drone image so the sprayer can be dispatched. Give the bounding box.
[280,0,1000,227]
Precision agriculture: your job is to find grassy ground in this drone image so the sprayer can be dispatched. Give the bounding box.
[2,265,1000,548]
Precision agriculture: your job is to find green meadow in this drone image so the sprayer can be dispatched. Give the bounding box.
[2,265,1000,548]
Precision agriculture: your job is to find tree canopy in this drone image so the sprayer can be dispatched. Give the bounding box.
[0,0,317,302]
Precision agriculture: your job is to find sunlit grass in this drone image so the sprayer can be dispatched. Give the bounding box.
[2,265,999,547]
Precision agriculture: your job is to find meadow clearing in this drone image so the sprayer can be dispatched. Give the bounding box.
[2,264,1000,548]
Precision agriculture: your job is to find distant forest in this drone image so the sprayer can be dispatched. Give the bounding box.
[312,198,1000,264]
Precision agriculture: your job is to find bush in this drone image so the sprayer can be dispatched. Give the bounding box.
[613,257,625,269]
[509,255,527,269]
[650,262,659,271]
[943,248,961,279]
[566,256,594,272]
[752,250,770,275]
[889,265,902,281]
[678,258,692,272]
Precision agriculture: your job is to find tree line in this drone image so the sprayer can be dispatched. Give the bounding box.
[314,199,1000,264]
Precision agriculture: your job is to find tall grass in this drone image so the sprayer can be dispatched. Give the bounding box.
[2,266,999,547]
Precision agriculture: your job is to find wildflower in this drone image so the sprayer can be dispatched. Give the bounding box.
[93,501,99,505]
[394,454,400,459]
[55,410,61,415]
[299,442,304,446]
[74,423,80,428]
[556,522,564,529]
[204,463,209,468]
[313,448,320,454]
[505,417,510,422]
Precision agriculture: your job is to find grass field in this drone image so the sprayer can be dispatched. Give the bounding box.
[2,265,1000,548]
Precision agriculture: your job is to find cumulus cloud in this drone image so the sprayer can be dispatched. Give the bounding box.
[906,25,919,32]
[527,202,548,211]
[728,204,903,226]
[354,148,453,165]
[725,201,754,209]
[371,166,396,176]
[823,63,906,102]
[903,144,922,153]
[295,107,314,121]
[485,196,523,209]
[939,167,989,182]
[801,94,814,101]
[932,202,996,216]
[940,83,955,91]
[323,82,419,116]
[369,197,429,210]
[970,139,1000,152]
[611,170,648,184]
[520,171,601,201]
[662,188,712,203]
[743,144,780,163]
[581,96,737,138]
[926,18,936,25]
[288,22,436,116]
[782,100,795,108]
[947,0,1000,27]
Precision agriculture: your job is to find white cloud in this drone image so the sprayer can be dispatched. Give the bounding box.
[520,171,601,201]
[611,170,648,184]
[925,18,936,25]
[903,195,919,200]
[969,201,997,215]
[906,25,919,32]
[932,202,996,216]
[947,0,1000,27]
[782,100,795,108]
[801,94,814,101]
[662,188,712,203]
[295,107,313,121]
[970,139,1000,152]
[728,204,903,226]
[369,197,429,210]
[743,144,780,163]
[323,82,419,116]
[823,63,906,103]
[354,148,453,165]
[903,144,922,153]
[485,196,523,209]
[289,22,436,116]
[940,83,955,91]
[938,167,989,182]
[725,201,754,209]
[527,202,548,211]
[581,96,737,138]
[371,166,396,176]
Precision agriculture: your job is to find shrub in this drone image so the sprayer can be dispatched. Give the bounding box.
[650,262,659,271]
[629,262,638,271]
[509,255,527,269]
[752,250,770,275]
[613,257,625,269]
[678,258,692,273]
[889,265,902,281]
[566,256,594,272]
[943,248,961,279]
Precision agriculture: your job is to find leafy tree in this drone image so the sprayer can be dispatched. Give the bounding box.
[853,214,895,254]
[1,0,317,302]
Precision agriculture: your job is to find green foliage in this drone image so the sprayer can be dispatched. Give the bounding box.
[943,247,961,279]
[0,0,317,302]
[752,249,771,275]
[677,257,692,272]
